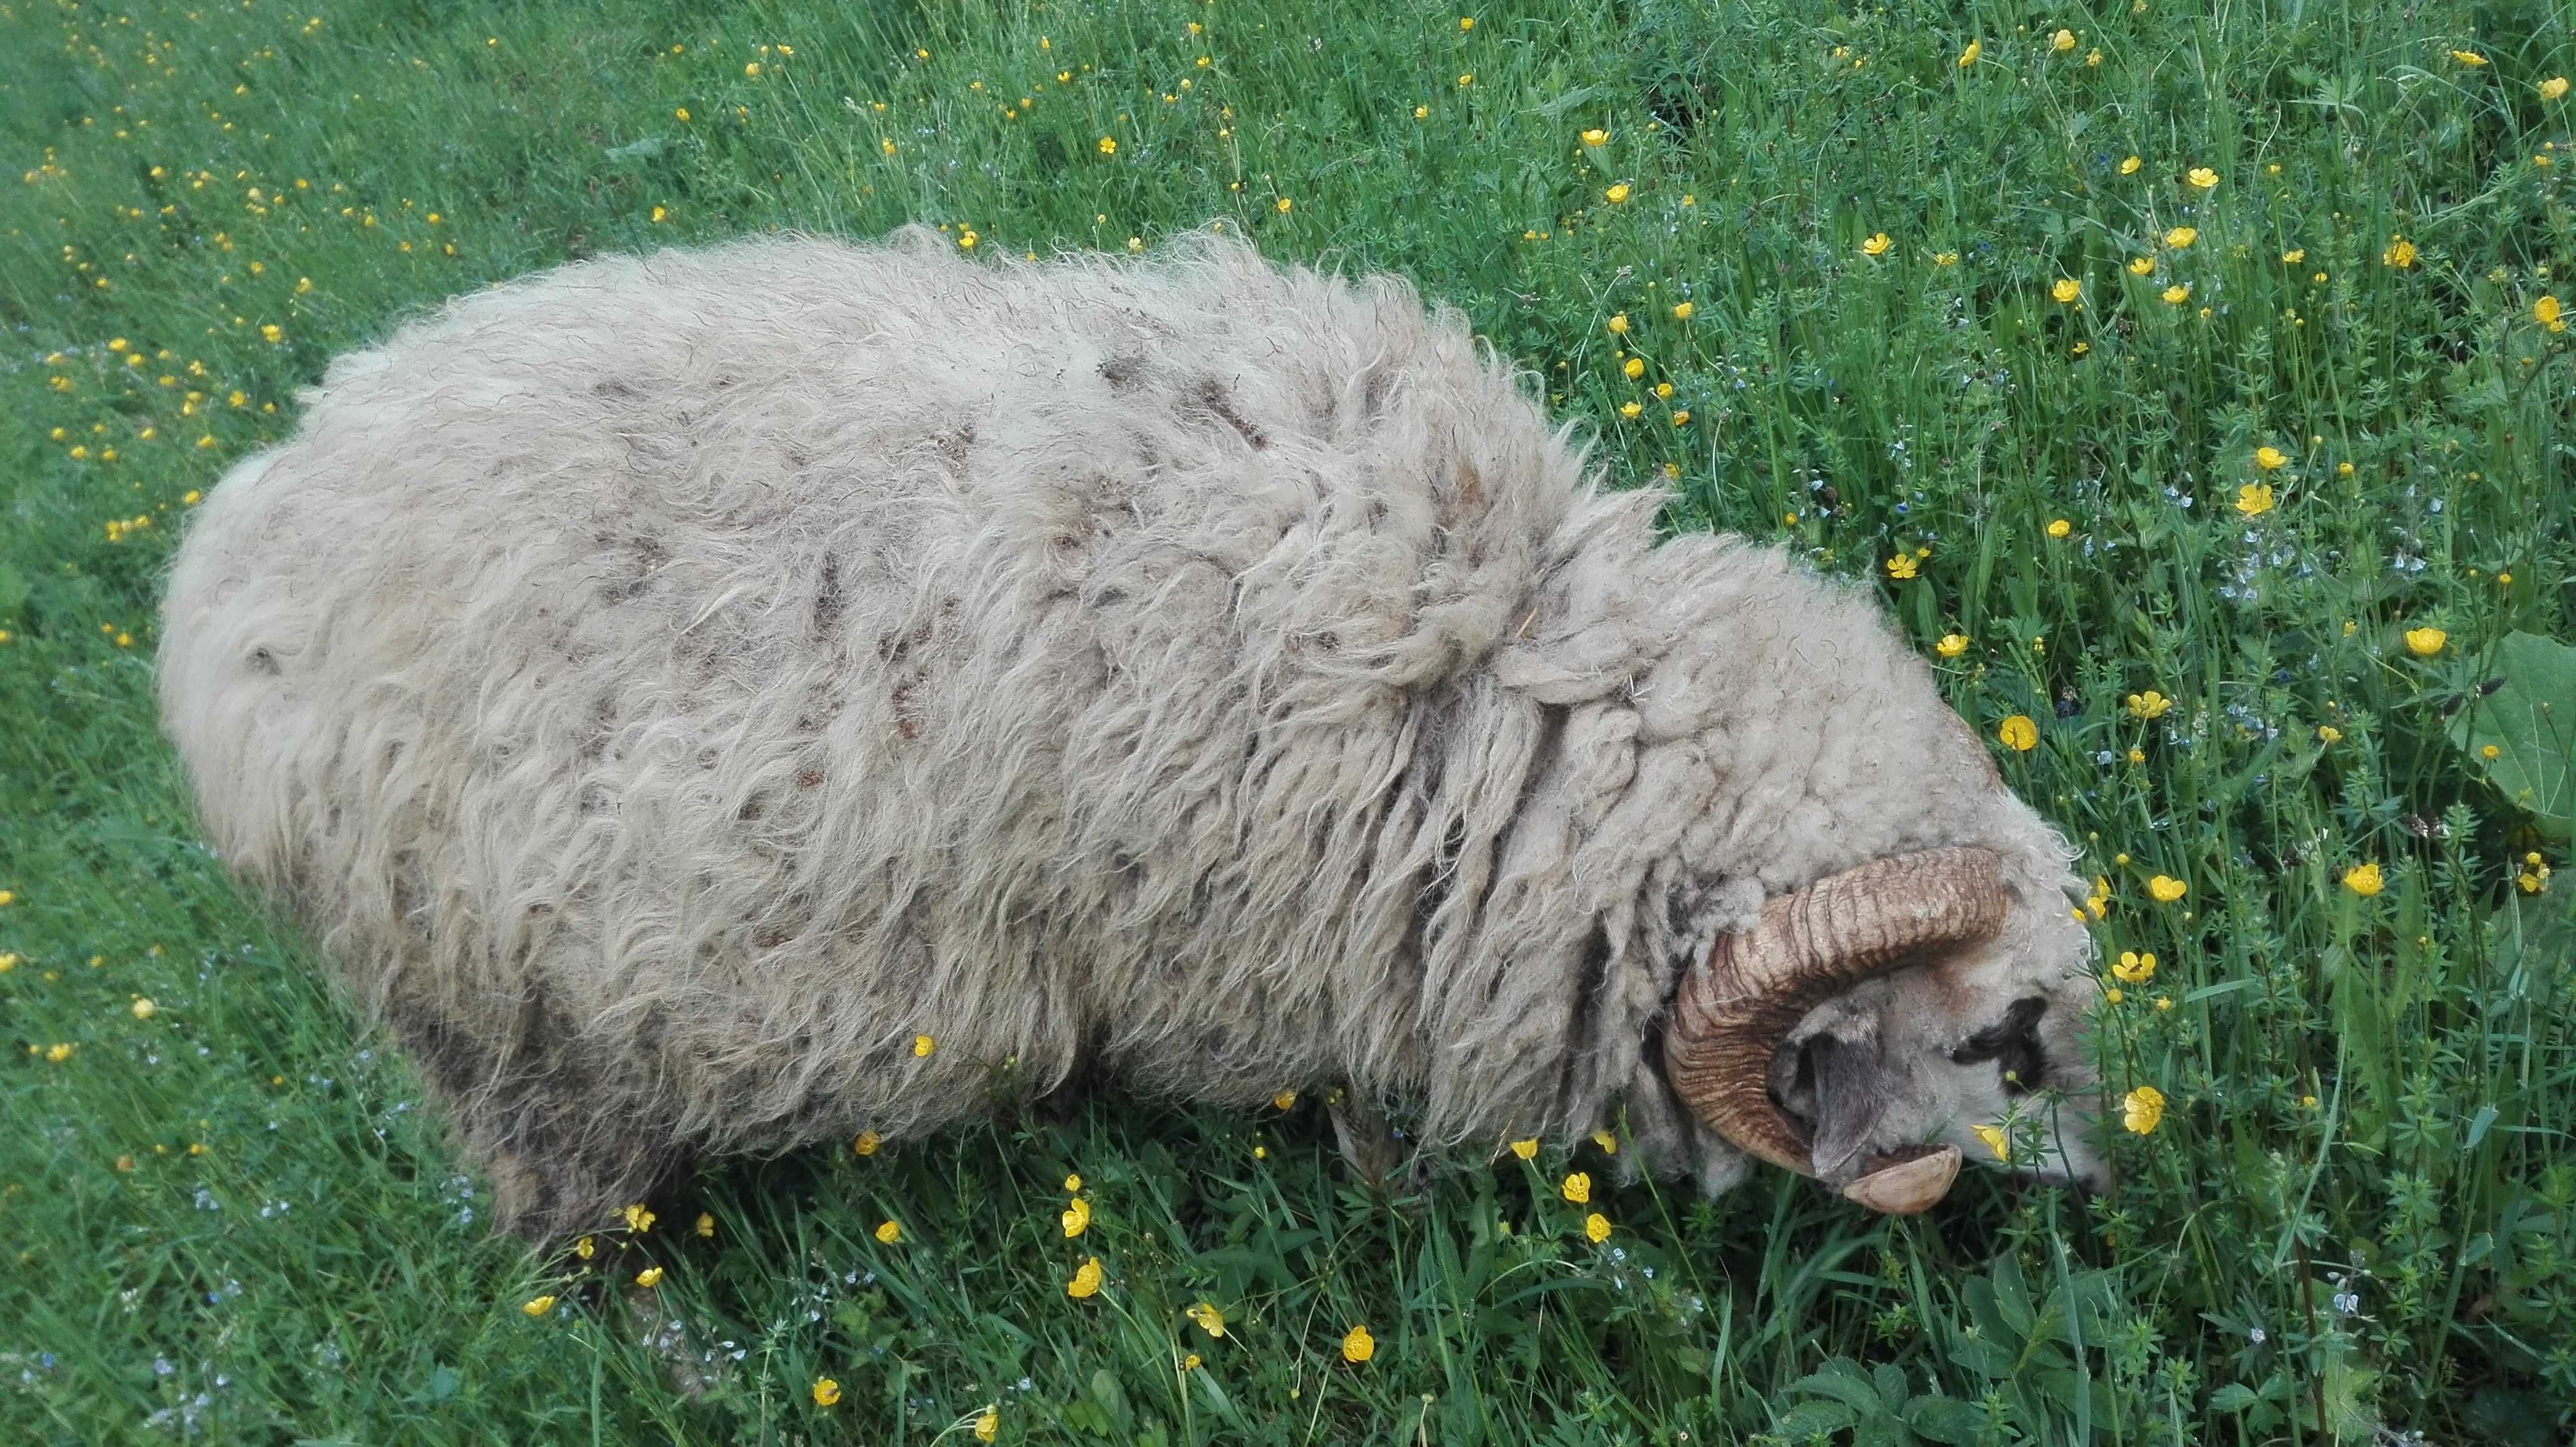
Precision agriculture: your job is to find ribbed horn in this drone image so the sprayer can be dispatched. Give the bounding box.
[1663,846,2010,1209]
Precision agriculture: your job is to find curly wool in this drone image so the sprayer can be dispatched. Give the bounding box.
[159,227,2080,1239]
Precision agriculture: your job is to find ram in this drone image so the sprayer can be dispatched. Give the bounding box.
[159,228,2104,1241]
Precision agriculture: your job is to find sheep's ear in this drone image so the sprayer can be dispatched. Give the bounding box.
[1799,1031,1893,1182]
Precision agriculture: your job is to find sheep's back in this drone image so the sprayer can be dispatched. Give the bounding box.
[157,230,1590,1156]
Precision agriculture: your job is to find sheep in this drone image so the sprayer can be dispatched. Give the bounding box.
[157,225,2105,1242]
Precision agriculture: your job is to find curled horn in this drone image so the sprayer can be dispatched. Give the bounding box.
[1663,846,2011,1213]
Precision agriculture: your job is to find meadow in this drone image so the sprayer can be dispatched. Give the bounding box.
[4,0,2574,1440]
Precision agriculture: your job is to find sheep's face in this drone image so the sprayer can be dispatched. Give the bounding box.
[1770,886,2108,1194]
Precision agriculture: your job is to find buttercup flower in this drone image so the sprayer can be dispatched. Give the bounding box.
[1604,183,1630,203]
[1560,1171,1591,1204]
[2186,167,2218,189]
[2126,690,2172,720]
[1584,1213,1612,1243]
[1068,1257,1103,1298]
[2051,28,2076,52]
[1998,715,2038,751]
[2113,950,2158,983]
[2343,863,2384,897]
[2148,875,2187,903]
[2383,237,2416,268]
[624,1203,657,1233]
[2543,77,2570,100]
[1606,313,1629,334]
[1342,1324,1376,1363]
[975,1409,999,1441]
[2535,295,2562,328]
[1509,1138,1539,1159]
[1671,300,1694,320]
[1936,634,1969,658]
[2047,518,2073,538]
[1970,1124,2009,1160]
[1272,1090,1297,1110]
[913,1034,936,1057]
[853,1130,881,1156]
[2052,278,2081,304]
[2404,627,2447,657]
[875,1219,902,1244]
[695,1212,716,1238]
[2160,283,2191,305]
[1061,1196,1090,1237]
[1861,232,1892,256]
[1581,128,1608,146]
[1186,1301,1227,1337]
[2235,483,2276,516]
[1957,40,1980,66]
[2254,445,2287,470]
[522,1295,557,1316]
[2128,256,2154,275]
[812,1378,842,1407]
[131,997,157,1019]
[2164,226,2196,248]
[635,1266,664,1287]
[2120,155,2142,175]
[1886,553,1918,580]
[2122,1086,2167,1134]
[2450,50,2487,66]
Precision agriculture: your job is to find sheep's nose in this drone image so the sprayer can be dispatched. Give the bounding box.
[1838,1143,1962,1215]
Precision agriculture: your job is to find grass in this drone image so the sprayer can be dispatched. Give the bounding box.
[3,0,2573,1440]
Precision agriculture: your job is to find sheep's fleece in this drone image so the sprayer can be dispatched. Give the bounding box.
[159,226,2104,1239]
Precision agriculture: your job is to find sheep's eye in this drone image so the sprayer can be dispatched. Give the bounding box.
[1949,995,2050,1096]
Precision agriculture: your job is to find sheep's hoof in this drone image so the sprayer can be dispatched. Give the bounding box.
[1840,1144,1961,1215]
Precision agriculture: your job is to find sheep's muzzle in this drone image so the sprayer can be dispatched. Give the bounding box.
[1663,846,2010,1215]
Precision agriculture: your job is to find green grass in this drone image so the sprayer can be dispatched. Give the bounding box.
[4,0,2574,1440]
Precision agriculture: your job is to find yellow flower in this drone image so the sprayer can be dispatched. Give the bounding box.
[2317,725,2343,744]
[2450,50,2487,66]
[521,1295,557,1317]
[1604,183,1630,204]
[853,1130,881,1156]
[2164,226,2196,248]
[1606,313,1629,334]
[2047,518,2072,538]
[1936,633,1970,658]
[1509,1138,1539,1159]
[676,108,690,121]
[1861,232,1892,256]
[1275,197,1293,214]
[1622,357,1646,380]
[1342,1324,1376,1363]
[2235,483,2276,516]
[574,1235,596,1261]
[46,1043,73,1062]
[875,1219,902,1244]
[2535,295,2562,326]
[2051,28,2076,53]
[2120,154,2141,175]
[1412,105,1428,120]
[1970,1124,2009,1160]
[1560,1171,1591,1205]
[1272,1090,1297,1110]
[1097,136,1116,155]
[812,1378,842,1407]
[913,1034,936,1057]
[1182,1353,1202,1370]
[1458,15,1474,29]
[1061,1196,1090,1237]
[1581,128,1608,147]
[2404,627,2447,657]
[1886,553,1920,580]
[1458,72,1473,85]
[1671,300,1694,320]
[1067,1257,1103,1298]
[2104,988,2124,1005]
[1584,1213,1612,1243]
[1621,401,1643,419]
[2186,167,2218,189]
[1998,715,2039,751]
[1671,409,1690,427]
[2121,1085,2166,1134]
[2543,77,2571,100]
[1063,1173,1082,1192]
[131,997,157,1020]
[635,1266,664,1288]
[2160,284,2191,305]
[2383,237,2416,268]
[2127,256,2155,276]
[957,230,977,250]
[1186,1301,1226,1338]
[2113,950,2157,983]
[1956,40,1980,67]
[695,1212,715,1238]
[2126,690,2172,720]
[623,1203,657,1233]
[2052,278,2081,304]
[2147,875,2187,903]
[2343,863,2384,897]
[975,1408,999,1441]
[2280,248,2305,264]
[2086,48,2102,65]
[1592,1129,1619,1154]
